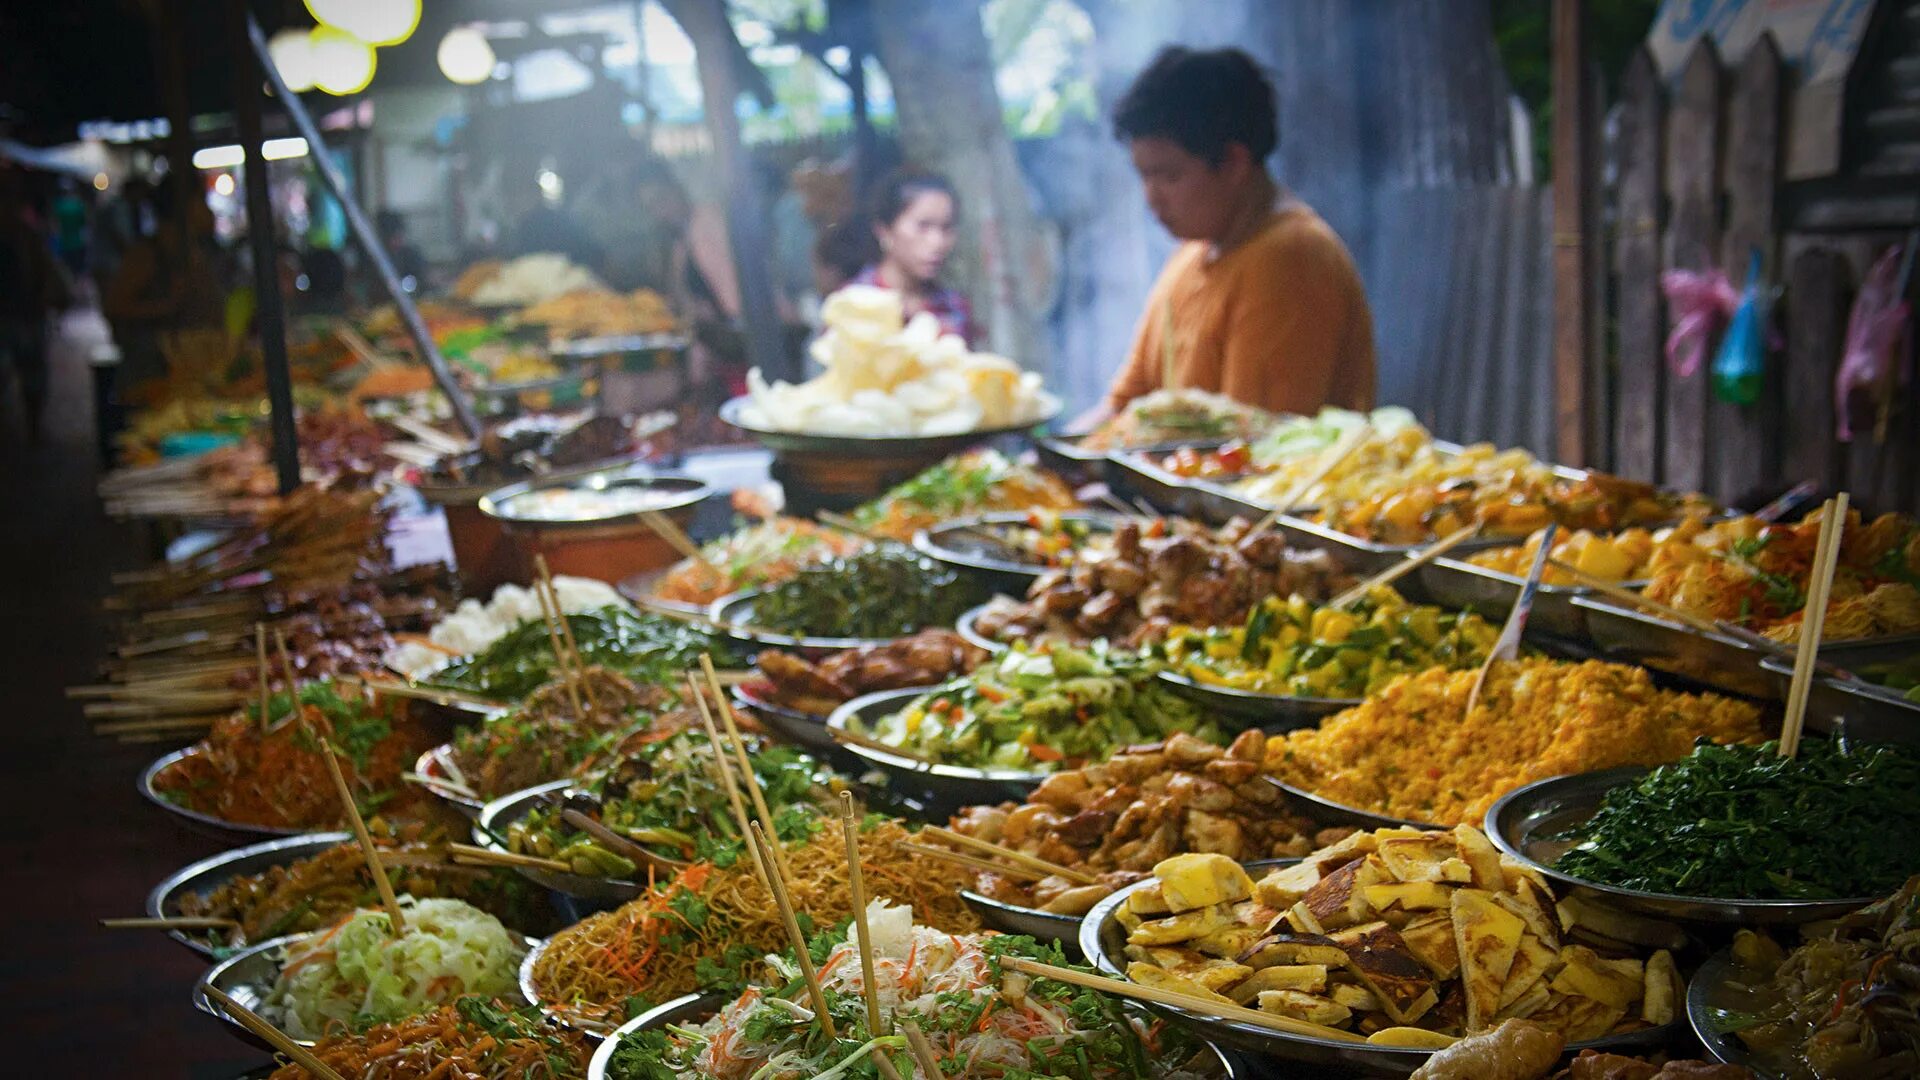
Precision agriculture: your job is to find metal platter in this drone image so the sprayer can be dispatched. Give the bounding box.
[477,468,709,531]
[826,687,1047,815]
[913,510,1119,595]
[1264,775,1437,832]
[1034,433,1109,485]
[1080,863,1681,1076]
[1106,450,1260,523]
[195,929,538,1051]
[708,589,900,654]
[139,748,310,843]
[1484,767,1882,925]
[147,833,351,959]
[614,565,712,620]
[718,394,1060,458]
[959,889,1084,950]
[411,743,485,819]
[1686,947,1775,1074]
[474,779,661,907]
[730,682,846,764]
[1758,638,1920,748]
[955,601,1014,654]
[1417,556,1623,640]
[586,990,1246,1078]
[1156,671,1359,731]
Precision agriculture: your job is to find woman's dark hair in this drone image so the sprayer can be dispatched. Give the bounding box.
[1112,46,1278,165]
[867,168,956,230]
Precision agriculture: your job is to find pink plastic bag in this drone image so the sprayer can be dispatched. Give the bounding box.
[1836,245,1912,442]
[1661,268,1738,378]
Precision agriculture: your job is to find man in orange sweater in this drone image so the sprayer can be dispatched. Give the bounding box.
[1086,47,1376,424]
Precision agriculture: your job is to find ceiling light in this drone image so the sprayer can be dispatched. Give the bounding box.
[310,25,376,95]
[437,27,496,86]
[305,0,420,47]
[267,28,317,93]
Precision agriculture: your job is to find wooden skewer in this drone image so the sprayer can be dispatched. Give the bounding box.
[997,956,1376,1046]
[895,839,1053,883]
[202,985,348,1079]
[1160,291,1177,390]
[334,676,506,712]
[638,509,715,574]
[1780,494,1847,758]
[703,653,794,886]
[533,578,587,724]
[1545,558,1724,635]
[749,821,838,1039]
[1328,523,1481,609]
[93,715,217,736]
[315,727,407,936]
[1248,422,1374,538]
[817,509,881,540]
[100,916,238,930]
[830,724,936,765]
[919,824,1098,886]
[254,623,271,733]
[689,673,770,889]
[561,807,685,875]
[841,792,886,1039]
[899,1021,944,1078]
[446,841,574,874]
[535,555,596,712]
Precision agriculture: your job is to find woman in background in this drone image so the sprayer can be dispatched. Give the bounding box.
[845,169,973,344]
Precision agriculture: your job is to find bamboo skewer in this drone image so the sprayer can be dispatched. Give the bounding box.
[1160,292,1177,390]
[816,510,881,540]
[536,556,596,713]
[1780,495,1848,758]
[894,840,1054,883]
[841,793,887,1040]
[900,1022,945,1079]
[315,730,407,936]
[689,674,770,889]
[1328,523,1482,609]
[918,824,1097,885]
[445,842,574,874]
[749,822,838,1039]
[533,579,587,724]
[333,676,506,712]
[997,957,1376,1045]
[100,916,238,930]
[638,509,714,573]
[1248,423,1374,538]
[255,624,271,733]
[829,724,936,765]
[703,654,794,887]
[203,986,349,1080]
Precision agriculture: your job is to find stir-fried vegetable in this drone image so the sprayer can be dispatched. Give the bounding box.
[1555,739,1920,900]
[859,642,1221,772]
[745,544,987,640]
[432,606,742,699]
[1155,586,1498,698]
[506,729,839,877]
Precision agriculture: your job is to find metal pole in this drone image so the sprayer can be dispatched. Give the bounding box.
[244,13,485,440]
[230,0,300,493]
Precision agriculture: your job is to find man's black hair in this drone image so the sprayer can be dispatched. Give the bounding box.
[1112,46,1278,165]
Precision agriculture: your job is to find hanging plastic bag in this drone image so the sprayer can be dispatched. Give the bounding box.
[1712,250,1771,405]
[1660,267,1737,379]
[1836,243,1913,442]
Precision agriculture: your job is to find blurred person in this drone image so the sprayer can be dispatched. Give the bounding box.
[0,170,68,440]
[51,180,90,279]
[843,168,973,344]
[375,209,428,293]
[810,219,870,305]
[508,174,603,272]
[1083,46,1375,426]
[635,160,740,323]
[102,178,225,386]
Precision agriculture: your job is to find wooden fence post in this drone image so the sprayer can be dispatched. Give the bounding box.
[1708,34,1783,506]
[1612,48,1664,483]
[1661,40,1723,495]
[1551,0,1593,466]
[1779,245,1850,492]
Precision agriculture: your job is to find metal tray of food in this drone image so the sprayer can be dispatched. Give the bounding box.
[1485,767,1881,925]
[1685,947,1771,1074]
[140,748,310,843]
[147,833,352,959]
[474,779,668,907]
[826,688,1047,815]
[1080,864,1680,1076]
[719,395,1060,458]
[913,510,1119,595]
[708,589,899,654]
[1156,672,1358,732]
[1106,450,1265,523]
[615,565,713,620]
[410,743,485,819]
[1418,556,1629,640]
[959,890,1083,950]
[955,601,1016,654]
[1263,776,1437,832]
[1759,638,1920,747]
[1035,433,1109,486]
[730,682,848,765]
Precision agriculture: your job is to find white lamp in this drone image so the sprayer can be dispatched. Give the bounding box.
[304,0,420,47]
[310,25,377,96]
[437,27,496,86]
[267,28,318,93]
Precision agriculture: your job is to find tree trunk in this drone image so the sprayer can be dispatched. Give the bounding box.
[872,0,1050,374]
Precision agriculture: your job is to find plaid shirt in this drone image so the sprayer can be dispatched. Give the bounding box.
[850,265,975,345]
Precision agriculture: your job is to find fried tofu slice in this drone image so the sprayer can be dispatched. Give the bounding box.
[1494,879,1561,947]
[1191,923,1267,960]
[1330,920,1439,1024]
[1285,900,1325,935]
[1255,860,1326,909]
[1450,888,1526,1031]
[1495,980,1552,1022]
[1548,946,1644,1011]
[1238,933,1350,970]
[1226,964,1329,1003]
[1496,932,1558,1011]
[1127,881,1172,917]
[1363,881,1453,914]
[1374,835,1461,883]
[1498,853,1552,897]
[1398,911,1462,981]
[1128,904,1235,946]
[1450,825,1505,889]
[1115,905,1144,934]
[1329,981,1382,1011]
[1641,949,1678,1025]
[1257,989,1352,1028]
[1126,962,1235,1006]
[1301,855,1392,931]
[1154,853,1254,911]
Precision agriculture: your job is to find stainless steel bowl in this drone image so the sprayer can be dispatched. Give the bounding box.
[913,510,1119,594]
[959,889,1084,950]
[718,394,1061,457]
[1685,947,1773,1073]
[1484,767,1882,925]
[195,928,538,1051]
[411,743,485,819]
[1079,864,1680,1075]
[148,833,351,959]
[1264,775,1437,831]
[955,601,1014,655]
[731,683,842,761]
[709,589,901,654]
[826,687,1047,815]
[1574,597,1788,699]
[140,747,310,842]
[478,467,709,530]
[1156,671,1359,732]
[1034,433,1108,486]
[474,779,657,907]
